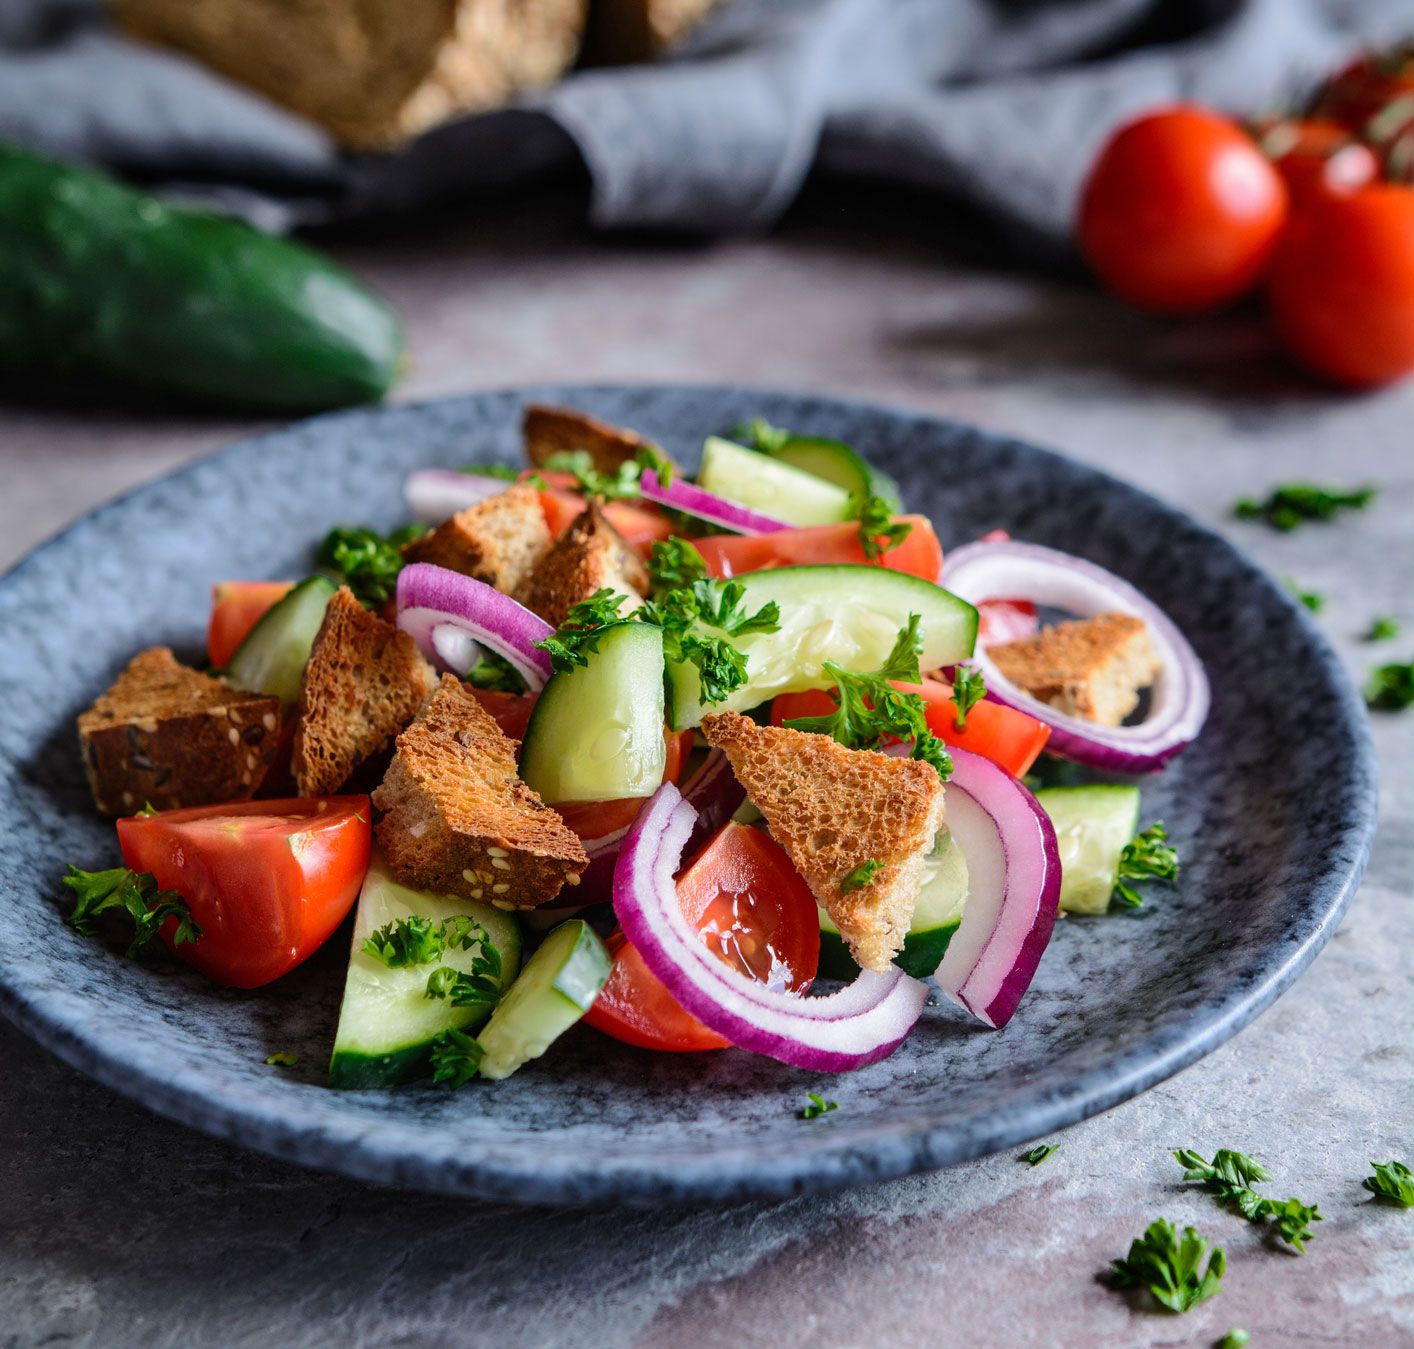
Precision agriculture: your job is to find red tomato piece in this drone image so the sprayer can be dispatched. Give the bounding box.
[771,677,1050,779]
[206,581,293,668]
[116,797,371,989]
[585,822,820,1053]
[1253,118,1381,207]
[470,689,539,742]
[694,515,943,582]
[1078,105,1288,313]
[1268,185,1414,388]
[554,729,692,843]
[535,484,673,555]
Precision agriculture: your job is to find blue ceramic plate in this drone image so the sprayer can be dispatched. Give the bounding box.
[0,386,1376,1206]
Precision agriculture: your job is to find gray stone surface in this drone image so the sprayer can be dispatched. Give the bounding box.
[1,203,1411,1345]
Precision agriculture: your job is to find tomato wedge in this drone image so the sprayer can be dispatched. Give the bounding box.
[470,688,539,742]
[206,581,293,668]
[694,516,942,582]
[585,822,820,1053]
[116,797,371,989]
[772,677,1050,779]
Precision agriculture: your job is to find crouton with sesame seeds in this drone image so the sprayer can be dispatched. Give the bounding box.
[372,675,587,908]
[516,501,649,628]
[988,612,1161,727]
[77,647,282,815]
[291,587,436,797]
[400,482,550,596]
[522,403,661,478]
[701,711,947,973]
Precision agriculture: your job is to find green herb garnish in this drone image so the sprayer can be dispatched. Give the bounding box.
[732,418,792,454]
[636,444,676,489]
[646,538,708,592]
[425,930,503,1009]
[459,464,519,481]
[1365,617,1400,642]
[1233,483,1376,531]
[800,1092,838,1120]
[856,494,912,562]
[429,1028,483,1087]
[785,615,951,780]
[1365,660,1414,711]
[1023,1142,1058,1165]
[541,450,643,502]
[840,860,882,893]
[1363,1159,1414,1207]
[464,650,526,693]
[1284,579,1324,613]
[63,865,201,957]
[362,913,493,970]
[1111,1219,1225,1313]
[264,1052,299,1067]
[643,579,781,706]
[534,588,632,673]
[1217,1330,1251,1349]
[1174,1148,1322,1251]
[1111,823,1179,909]
[317,523,426,609]
[951,663,986,730]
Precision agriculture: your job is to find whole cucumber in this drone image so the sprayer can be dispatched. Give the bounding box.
[0,144,405,410]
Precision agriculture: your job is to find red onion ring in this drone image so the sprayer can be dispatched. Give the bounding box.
[395,562,553,690]
[613,783,929,1071]
[940,540,1209,772]
[404,469,516,524]
[639,470,790,536]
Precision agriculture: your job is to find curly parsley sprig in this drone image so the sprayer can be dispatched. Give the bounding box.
[363,913,495,970]
[1174,1148,1322,1251]
[950,664,986,730]
[63,865,201,957]
[317,523,426,609]
[1112,823,1180,908]
[646,538,708,592]
[856,494,912,561]
[429,1028,484,1087]
[1111,1219,1225,1313]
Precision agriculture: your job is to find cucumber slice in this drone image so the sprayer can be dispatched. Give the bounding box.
[819,828,968,978]
[224,574,337,707]
[520,621,666,803]
[477,919,611,1081]
[765,436,901,513]
[328,858,523,1089]
[1035,784,1141,915]
[698,437,854,527]
[668,564,978,729]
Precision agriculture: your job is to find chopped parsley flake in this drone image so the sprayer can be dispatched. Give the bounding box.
[1023,1142,1059,1165]
[1234,483,1376,531]
[1366,660,1414,711]
[1111,1219,1225,1313]
[1363,1159,1414,1207]
[840,860,883,893]
[1174,1148,1322,1252]
[1112,823,1179,909]
[800,1092,838,1120]
[950,663,987,730]
[429,1028,483,1088]
[264,1052,299,1067]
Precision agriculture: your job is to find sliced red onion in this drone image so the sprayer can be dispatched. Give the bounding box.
[639,470,790,536]
[941,540,1209,773]
[396,562,553,690]
[932,747,1060,1029]
[404,469,515,524]
[613,783,929,1071]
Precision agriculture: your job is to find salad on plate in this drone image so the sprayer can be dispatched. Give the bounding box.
[65,405,1207,1087]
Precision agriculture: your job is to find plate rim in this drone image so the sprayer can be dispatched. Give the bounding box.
[0,381,1379,1206]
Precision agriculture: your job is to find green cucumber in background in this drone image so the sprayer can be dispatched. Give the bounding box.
[0,144,404,410]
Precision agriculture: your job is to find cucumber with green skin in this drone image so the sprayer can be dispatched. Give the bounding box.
[0,144,404,410]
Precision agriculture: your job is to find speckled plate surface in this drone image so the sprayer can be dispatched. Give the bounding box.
[0,385,1377,1206]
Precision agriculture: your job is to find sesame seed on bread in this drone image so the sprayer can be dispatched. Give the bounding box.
[77,647,281,816]
[400,483,550,596]
[701,711,947,973]
[522,403,658,478]
[372,674,587,908]
[291,587,436,797]
[516,501,648,628]
[988,612,1161,727]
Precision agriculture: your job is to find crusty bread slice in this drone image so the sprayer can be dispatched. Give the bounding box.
[701,711,946,973]
[291,587,435,796]
[989,612,1160,727]
[111,0,588,150]
[515,501,648,627]
[77,647,281,815]
[401,482,550,596]
[522,403,667,478]
[584,0,727,63]
[373,674,587,907]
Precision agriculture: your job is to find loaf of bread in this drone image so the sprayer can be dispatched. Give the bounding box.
[110,0,590,149]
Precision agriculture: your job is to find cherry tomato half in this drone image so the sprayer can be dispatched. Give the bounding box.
[694,516,943,582]
[1078,105,1288,313]
[1268,184,1414,387]
[117,796,371,988]
[206,580,293,668]
[585,822,820,1053]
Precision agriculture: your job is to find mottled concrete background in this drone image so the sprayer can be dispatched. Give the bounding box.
[1,197,1410,1347]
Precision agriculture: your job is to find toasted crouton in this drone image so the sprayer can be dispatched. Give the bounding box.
[522,404,661,477]
[291,587,435,796]
[988,612,1160,727]
[400,483,550,595]
[77,647,281,815]
[373,675,587,907]
[702,711,947,973]
[515,501,649,627]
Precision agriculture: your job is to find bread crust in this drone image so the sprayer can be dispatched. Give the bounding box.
[522,403,654,477]
[401,483,551,595]
[516,501,648,627]
[77,647,281,815]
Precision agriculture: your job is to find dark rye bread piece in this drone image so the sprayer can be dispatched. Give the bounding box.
[515,500,648,628]
[77,647,281,816]
[373,675,587,908]
[291,587,435,797]
[400,482,550,596]
[522,403,659,477]
[702,711,946,973]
